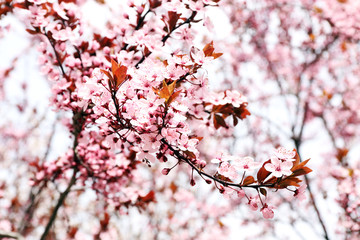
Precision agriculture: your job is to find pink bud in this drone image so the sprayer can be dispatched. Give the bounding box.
[261,204,274,219]
[161,168,170,175]
[248,200,258,211]
[190,178,196,186]
[237,189,245,199]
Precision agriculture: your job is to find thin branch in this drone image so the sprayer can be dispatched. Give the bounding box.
[294,143,330,240]
[39,168,77,240]
[161,139,275,190]
[161,11,197,44]
[44,31,66,77]
[135,11,197,68]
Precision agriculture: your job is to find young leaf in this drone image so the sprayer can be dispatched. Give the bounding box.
[213,114,227,129]
[257,160,271,183]
[100,69,113,83]
[278,177,302,188]
[243,176,255,185]
[291,167,312,177]
[203,41,215,57]
[260,188,267,197]
[114,65,128,88]
[167,90,181,105]
[291,159,310,172]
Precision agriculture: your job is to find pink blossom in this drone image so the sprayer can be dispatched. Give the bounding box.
[274,147,296,161]
[233,156,261,171]
[191,48,213,65]
[189,1,204,12]
[265,156,293,178]
[218,162,238,179]
[248,198,259,211]
[261,204,275,219]
[294,184,307,201]
[223,187,237,199]
[224,90,247,108]
[237,189,245,199]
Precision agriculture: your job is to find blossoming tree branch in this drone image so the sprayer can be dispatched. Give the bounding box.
[5,0,351,239]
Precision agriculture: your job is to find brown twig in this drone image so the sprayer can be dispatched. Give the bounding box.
[39,168,77,240]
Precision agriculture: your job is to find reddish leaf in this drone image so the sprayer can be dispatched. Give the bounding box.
[114,65,128,88]
[167,11,181,32]
[149,0,162,8]
[13,3,27,9]
[212,52,223,59]
[26,28,38,35]
[292,149,301,168]
[243,176,255,185]
[213,114,227,129]
[111,58,119,76]
[100,69,114,84]
[184,150,196,159]
[203,41,223,59]
[170,182,178,193]
[215,173,233,183]
[100,212,110,228]
[257,160,271,183]
[292,167,312,177]
[218,104,233,115]
[167,90,181,105]
[260,188,267,197]
[167,80,177,94]
[291,158,310,172]
[139,190,155,203]
[336,148,349,162]
[264,176,277,185]
[155,80,177,103]
[278,177,302,188]
[212,104,224,113]
[68,227,78,238]
[203,41,215,57]
[232,115,239,126]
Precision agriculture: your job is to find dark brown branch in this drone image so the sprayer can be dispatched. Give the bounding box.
[294,141,330,240]
[135,9,152,31]
[44,31,66,77]
[18,180,47,235]
[135,11,197,68]
[161,139,275,190]
[161,11,197,44]
[39,168,77,240]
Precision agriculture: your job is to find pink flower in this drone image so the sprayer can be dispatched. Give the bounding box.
[237,189,245,199]
[233,156,261,171]
[294,184,307,201]
[274,147,296,161]
[265,156,293,178]
[191,48,213,65]
[189,0,204,11]
[222,187,237,199]
[174,54,192,66]
[189,104,208,119]
[248,197,259,211]
[218,162,238,179]
[161,168,171,175]
[224,90,247,108]
[261,204,275,219]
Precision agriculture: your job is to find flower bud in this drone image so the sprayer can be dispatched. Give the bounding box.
[161,168,170,175]
[199,160,206,169]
